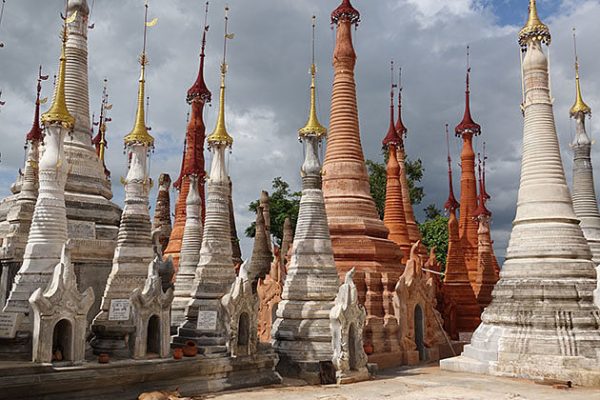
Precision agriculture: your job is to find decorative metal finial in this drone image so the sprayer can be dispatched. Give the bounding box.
[518,0,551,48]
[0,0,7,48]
[207,5,234,146]
[299,15,327,138]
[123,0,156,146]
[570,28,591,117]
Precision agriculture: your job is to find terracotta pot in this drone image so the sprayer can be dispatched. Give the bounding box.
[173,348,183,360]
[98,353,110,364]
[183,340,198,357]
[363,342,374,355]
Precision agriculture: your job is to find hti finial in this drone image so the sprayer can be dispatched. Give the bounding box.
[570,28,591,117]
[207,5,234,146]
[395,67,407,138]
[299,15,327,138]
[518,0,551,48]
[26,65,48,143]
[455,46,481,137]
[444,124,459,212]
[382,60,399,147]
[123,0,155,146]
[187,1,211,103]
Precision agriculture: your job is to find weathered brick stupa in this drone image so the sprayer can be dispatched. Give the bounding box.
[60,0,121,291]
[382,65,411,263]
[0,68,46,299]
[0,15,74,358]
[152,173,172,255]
[394,73,425,255]
[272,19,340,380]
[173,13,237,352]
[441,0,600,385]
[171,175,202,330]
[441,125,480,340]
[164,4,211,270]
[568,34,600,307]
[90,3,156,357]
[454,56,481,284]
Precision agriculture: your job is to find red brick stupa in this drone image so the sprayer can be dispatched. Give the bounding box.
[441,125,480,340]
[164,8,211,269]
[322,0,403,363]
[455,56,480,280]
[382,63,411,263]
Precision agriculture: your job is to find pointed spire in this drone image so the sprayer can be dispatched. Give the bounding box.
[26,66,48,143]
[41,8,75,129]
[482,142,491,200]
[570,29,591,118]
[331,0,360,25]
[299,15,327,139]
[518,0,551,47]
[92,78,111,177]
[207,5,233,147]
[382,60,400,147]
[395,67,407,138]
[123,0,154,147]
[474,153,491,217]
[187,2,212,104]
[455,46,481,137]
[444,124,459,212]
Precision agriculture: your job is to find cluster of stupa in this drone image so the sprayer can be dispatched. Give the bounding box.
[0,0,599,397]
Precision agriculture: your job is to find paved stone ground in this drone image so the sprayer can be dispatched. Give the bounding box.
[200,365,600,400]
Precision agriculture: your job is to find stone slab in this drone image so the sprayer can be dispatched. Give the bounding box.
[0,349,281,400]
[0,312,19,338]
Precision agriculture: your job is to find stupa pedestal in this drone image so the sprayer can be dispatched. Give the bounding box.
[441,3,600,385]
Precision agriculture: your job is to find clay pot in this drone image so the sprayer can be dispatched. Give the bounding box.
[183,340,198,357]
[363,342,374,355]
[98,353,110,364]
[173,348,183,360]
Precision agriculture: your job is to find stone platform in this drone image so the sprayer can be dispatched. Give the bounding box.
[0,347,281,400]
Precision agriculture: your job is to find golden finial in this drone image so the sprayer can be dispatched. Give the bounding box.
[299,15,327,138]
[41,4,75,129]
[207,5,234,147]
[518,0,551,47]
[570,28,591,117]
[123,0,155,147]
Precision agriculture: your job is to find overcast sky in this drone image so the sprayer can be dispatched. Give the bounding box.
[1,0,600,259]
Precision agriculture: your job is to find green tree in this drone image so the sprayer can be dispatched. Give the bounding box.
[245,177,301,246]
[419,214,449,267]
[366,156,425,218]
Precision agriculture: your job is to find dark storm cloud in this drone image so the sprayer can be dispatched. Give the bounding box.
[1,0,599,259]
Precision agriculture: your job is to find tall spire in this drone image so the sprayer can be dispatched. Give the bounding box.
[123,0,154,147]
[92,78,112,177]
[395,67,407,139]
[518,0,551,48]
[41,9,75,129]
[26,66,48,143]
[207,5,233,147]
[455,46,481,137]
[444,124,459,212]
[474,153,491,217]
[382,61,400,147]
[570,29,591,118]
[331,0,360,25]
[299,16,327,138]
[187,1,211,104]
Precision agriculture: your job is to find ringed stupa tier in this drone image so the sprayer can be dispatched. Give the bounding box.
[174,10,236,351]
[164,5,211,270]
[2,14,74,341]
[0,67,46,274]
[152,173,172,255]
[322,0,402,277]
[272,19,339,380]
[441,126,480,340]
[442,0,600,385]
[568,34,600,307]
[454,56,481,280]
[382,68,411,262]
[91,2,156,357]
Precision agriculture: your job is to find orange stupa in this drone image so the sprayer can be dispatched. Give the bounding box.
[164,14,211,269]
[323,0,403,362]
[455,56,480,280]
[441,125,480,340]
[394,70,425,255]
[382,66,411,263]
[323,0,402,276]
